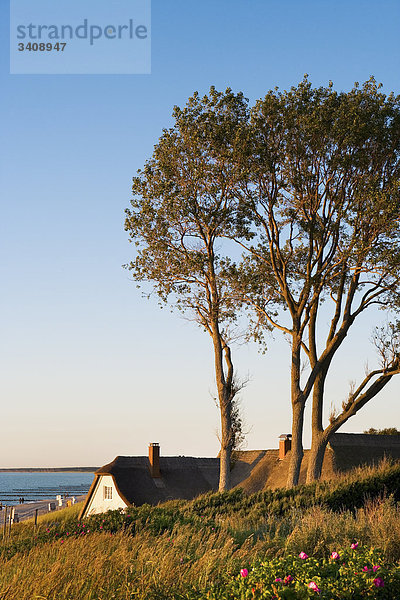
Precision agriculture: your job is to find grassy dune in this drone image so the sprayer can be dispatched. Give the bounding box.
[0,460,400,599]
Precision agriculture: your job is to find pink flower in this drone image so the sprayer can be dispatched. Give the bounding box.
[308,581,320,593]
[274,578,283,582]
[373,565,381,572]
[299,552,308,559]
[240,569,248,578]
[284,575,293,584]
[373,577,385,588]
[351,542,358,549]
[331,552,340,560]
[362,566,370,572]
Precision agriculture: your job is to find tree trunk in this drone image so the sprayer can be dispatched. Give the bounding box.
[306,433,329,483]
[218,446,231,491]
[286,331,305,488]
[210,317,233,492]
[218,400,232,491]
[286,399,305,488]
[306,367,329,483]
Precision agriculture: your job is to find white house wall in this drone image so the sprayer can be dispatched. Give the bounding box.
[84,474,128,516]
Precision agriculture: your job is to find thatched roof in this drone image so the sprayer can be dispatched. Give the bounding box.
[232,434,400,493]
[95,455,220,506]
[230,449,336,492]
[328,433,400,473]
[328,433,400,448]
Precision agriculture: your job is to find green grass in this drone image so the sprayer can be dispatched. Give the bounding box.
[1,461,400,599]
[37,501,83,524]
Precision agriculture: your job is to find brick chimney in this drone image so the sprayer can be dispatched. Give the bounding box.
[279,434,292,460]
[148,443,161,478]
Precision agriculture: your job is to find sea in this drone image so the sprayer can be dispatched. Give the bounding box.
[0,471,95,505]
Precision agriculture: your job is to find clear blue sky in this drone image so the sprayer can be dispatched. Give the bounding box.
[1,0,399,467]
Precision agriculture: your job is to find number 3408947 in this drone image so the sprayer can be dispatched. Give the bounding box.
[18,42,67,51]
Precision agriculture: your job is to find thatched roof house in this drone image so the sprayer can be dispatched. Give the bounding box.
[80,434,400,518]
[80,444,220,518]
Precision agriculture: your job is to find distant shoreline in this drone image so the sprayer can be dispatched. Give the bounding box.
[0,467,98,473]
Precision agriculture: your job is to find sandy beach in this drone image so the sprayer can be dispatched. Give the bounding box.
[0,495,86,525]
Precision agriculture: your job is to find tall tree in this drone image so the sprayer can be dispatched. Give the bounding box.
[233,77,400,486]
[124,87,249,491]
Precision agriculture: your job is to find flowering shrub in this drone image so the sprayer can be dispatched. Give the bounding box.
[205,544,400,599]
[373,577,385,588]
[308,581,320,592]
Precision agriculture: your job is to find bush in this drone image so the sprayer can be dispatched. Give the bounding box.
[211,545,400,599]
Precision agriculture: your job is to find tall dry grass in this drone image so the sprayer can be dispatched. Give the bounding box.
[0,525,275,600]
[285,496,400,559]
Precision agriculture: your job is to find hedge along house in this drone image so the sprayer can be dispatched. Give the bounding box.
[80,435,400,518]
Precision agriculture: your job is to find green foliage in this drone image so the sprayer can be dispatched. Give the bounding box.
[210,546,400,599]
[237,76,400,331]
[124,86,249,322]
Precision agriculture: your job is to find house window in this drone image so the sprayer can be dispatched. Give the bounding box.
[103,485,113,500]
